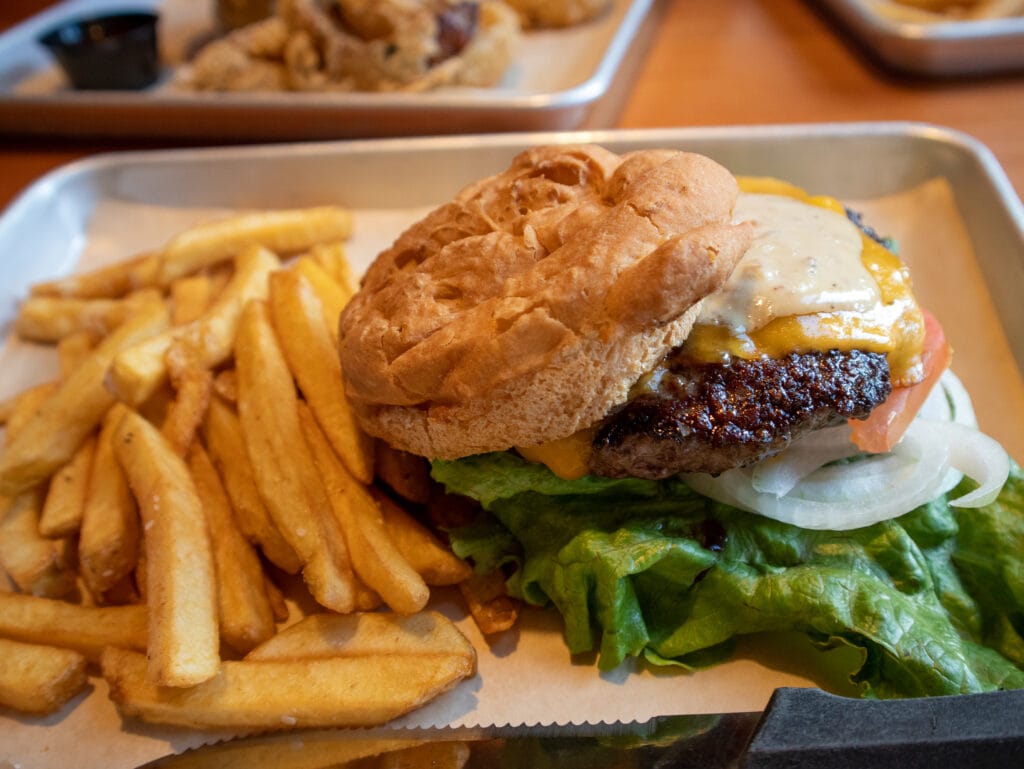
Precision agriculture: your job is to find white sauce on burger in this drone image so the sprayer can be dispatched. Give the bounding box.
[697,193,880,333]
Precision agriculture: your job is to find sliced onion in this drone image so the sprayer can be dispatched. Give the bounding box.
[751,424,859,496]
[942,370,978,428]
[911,419,1009,508]
[919,369,977,427]
[684,424,951,530]
[682,370,1008,531]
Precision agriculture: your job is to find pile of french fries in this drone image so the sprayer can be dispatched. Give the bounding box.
[0,207,508,727]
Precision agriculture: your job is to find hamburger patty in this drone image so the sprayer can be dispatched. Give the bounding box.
[589,349,891,478]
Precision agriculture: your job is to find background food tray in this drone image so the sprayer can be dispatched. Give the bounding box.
[1,123,1023,769]
[0,0,657,139]
[813,0,1024,76]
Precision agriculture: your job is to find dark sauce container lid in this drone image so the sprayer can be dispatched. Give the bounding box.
[38,11,160,90]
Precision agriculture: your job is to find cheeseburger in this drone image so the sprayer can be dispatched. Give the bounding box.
[339,145,1020,698]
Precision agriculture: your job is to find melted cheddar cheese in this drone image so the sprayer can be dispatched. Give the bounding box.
[517,177,926,479]
[678,177,925,386]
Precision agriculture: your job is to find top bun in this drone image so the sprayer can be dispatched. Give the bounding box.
[338,144,752,459]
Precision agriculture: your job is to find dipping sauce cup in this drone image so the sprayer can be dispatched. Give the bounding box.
[38,11,160,90]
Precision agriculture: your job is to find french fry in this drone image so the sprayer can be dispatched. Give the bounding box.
[246,612,474,662]
[171,273,215,325]
[0,638,87,715]
[102,645,473,729]
[15,288,163,344]
[156,207,353,286]
[458,571,520,636]
[293,256,353,345]
[300,404,428,615]
[136,380,174,430]
[0,382,58,430]
[0,592,146,661]
[203,395,302,574]
[0,297,169,497]
[308,241,358,296]
[211,369,238,403]
[113,409,219,687]
[376,491,473,587]
[188,443,275,655]
[79,404,141,596]
[235,300,360,613]
[57,330,95,378]
[0,394,14,427]
[108,245,279,406]
[263,574,290,624]
[30,251,161,299]
[38,434,95,539]
[161,366,213,457]
[0,489,76,599]
[269,268,374,484]
[0,384,76,596]
[14,296,124,343]
[3,381,59,438]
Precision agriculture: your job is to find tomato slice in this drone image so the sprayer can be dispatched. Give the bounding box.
[848,309,951,454]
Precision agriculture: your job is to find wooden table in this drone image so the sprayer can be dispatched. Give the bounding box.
[2,0,1023,210]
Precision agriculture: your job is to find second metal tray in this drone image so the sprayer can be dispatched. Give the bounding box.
[0,0,656,139]
[814,0,1024,76]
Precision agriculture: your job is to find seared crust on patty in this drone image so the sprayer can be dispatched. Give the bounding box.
[338,144,753,459]
[589,349,892,478]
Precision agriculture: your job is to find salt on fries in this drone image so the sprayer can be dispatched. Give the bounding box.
[0,206,486,729]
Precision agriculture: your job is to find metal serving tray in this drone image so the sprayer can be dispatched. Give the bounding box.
[1,123,1023,769]
[3,122,1022,378]
[814,0,1024,76]
[0,0,656,139]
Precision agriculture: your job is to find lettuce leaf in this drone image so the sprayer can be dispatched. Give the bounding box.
[433,455,1024,698]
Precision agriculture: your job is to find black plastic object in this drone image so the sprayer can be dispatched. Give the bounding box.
[136,687,1024,768]
[743,686,1024,769]
[38,11,159,90]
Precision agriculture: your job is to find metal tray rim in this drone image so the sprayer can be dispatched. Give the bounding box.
[813,0,1024,75]
[4,120,1020,227]
[0,0,653,138]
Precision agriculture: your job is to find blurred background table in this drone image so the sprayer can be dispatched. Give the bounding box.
[2,0,1023,210]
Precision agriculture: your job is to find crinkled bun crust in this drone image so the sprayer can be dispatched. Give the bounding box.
[338,144,752,459]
